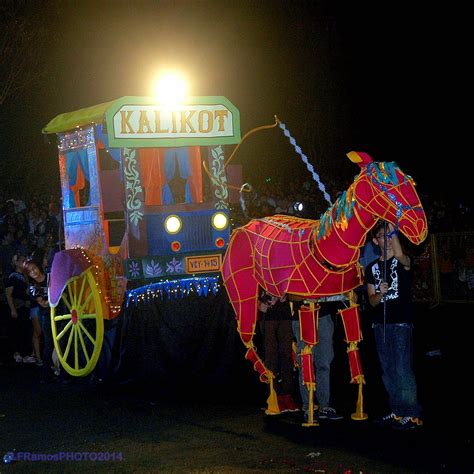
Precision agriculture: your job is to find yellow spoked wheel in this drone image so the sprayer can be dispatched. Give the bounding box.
[51,268,104,377]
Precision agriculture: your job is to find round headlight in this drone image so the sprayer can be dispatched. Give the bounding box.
[212,212,228,230]
[164,215,182,234]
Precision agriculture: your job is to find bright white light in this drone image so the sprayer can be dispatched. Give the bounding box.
[153,72,189,106]
[212,212,228,230]
[165,215,182,234]
[294,202,304,212]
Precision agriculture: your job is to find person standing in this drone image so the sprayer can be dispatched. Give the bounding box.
[365,221,423,430]
[258,290,300,413]
[292,297,344,422]
[25,258,53,379]
[4,254,32,364]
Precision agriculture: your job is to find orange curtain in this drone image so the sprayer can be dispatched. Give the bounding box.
[70,164,85,207]
[139,149,163,205]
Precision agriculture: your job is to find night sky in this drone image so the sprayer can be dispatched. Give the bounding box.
[0,0,464,204]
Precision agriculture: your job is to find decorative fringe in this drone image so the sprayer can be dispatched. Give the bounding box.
[265,375,280,415]
[351,377,368,421]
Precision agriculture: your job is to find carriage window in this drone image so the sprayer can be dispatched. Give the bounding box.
[138,146,203,206]
[66,149,90,208]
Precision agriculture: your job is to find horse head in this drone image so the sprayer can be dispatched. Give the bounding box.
[348,151,428,245]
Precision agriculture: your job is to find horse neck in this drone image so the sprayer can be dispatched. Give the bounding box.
[314,179,378,266]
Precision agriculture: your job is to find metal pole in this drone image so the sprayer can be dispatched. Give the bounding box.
[383,222,388,342]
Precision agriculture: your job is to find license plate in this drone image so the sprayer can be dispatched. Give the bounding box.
[186,255,222,273]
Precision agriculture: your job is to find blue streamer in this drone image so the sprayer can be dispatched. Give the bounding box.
[278,121,332,205]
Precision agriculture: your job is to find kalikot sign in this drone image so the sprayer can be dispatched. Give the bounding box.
[105,96,241,148]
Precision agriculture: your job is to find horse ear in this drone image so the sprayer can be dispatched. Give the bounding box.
[347,151,373,168]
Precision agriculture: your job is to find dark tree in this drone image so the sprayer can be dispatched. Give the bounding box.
[0,0,50,107]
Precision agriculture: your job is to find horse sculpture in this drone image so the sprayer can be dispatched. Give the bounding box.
[222,151,428,425]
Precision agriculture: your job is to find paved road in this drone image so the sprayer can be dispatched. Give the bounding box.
[0,302,472,472]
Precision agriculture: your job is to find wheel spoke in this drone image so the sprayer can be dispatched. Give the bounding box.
[56,320,73,341]
[74,326,79,369]
[77,328,90,363]
[72,278,77,306]
[78,320,95,345]
[81,313,98,320]
[78,275,86,307]
[67,284,74,309]
[54,314,71,322]
[63,325,75,360]
[61,293,72,313]
[52,268,104,377]
[79,291,93,313]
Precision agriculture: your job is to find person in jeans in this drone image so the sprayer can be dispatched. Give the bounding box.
[365,220,423,430]
[292,297,344,422]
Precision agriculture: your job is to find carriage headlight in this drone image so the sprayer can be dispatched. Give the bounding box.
[164,215,182,234]
[211,212,229,230]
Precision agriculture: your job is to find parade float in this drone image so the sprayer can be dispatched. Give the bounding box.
[43,94,241,377]
[43,91,428,427]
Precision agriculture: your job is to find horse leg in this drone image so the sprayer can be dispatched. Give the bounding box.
[222,229,280,414]
[222,229,259,347]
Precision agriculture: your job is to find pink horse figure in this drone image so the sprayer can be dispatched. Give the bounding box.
[222,151,428,422]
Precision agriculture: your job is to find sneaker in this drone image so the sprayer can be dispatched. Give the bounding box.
[374,412,400,427]
[13,353,23,363]
[23,355,37,364]
[392,416,423,430]
[35,359,44,367]
[318,407,343,420]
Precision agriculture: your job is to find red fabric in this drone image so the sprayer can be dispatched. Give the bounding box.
[141,147,202,205]
[222,155,428,390]
[139,149,163,205]
[301,352,315,385]
[225,216,363,300]
[348,348,363,383]
[300,305,319,345]
[245,347,268,382]
[237,302,256,344]
[70,164,85,207]
[339,305,362,343]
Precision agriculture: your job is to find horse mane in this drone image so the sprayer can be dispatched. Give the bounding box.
[317,161,404,241]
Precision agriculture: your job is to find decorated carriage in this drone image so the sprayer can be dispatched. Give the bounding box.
[43,96,241,377]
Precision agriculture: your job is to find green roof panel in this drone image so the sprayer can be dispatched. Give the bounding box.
[42,100,116,134]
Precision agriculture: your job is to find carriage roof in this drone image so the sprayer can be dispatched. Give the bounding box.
[42,99,116,134]
[42,96,241,149]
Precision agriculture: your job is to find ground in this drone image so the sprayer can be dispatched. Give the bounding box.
[0,303,472,473]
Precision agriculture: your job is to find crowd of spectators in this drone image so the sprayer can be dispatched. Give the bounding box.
[0,191,62,286]
[231,175,473,234]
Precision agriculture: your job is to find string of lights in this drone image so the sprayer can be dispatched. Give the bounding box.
[126,276,221,307]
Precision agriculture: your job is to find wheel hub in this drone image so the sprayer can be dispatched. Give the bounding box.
[71,309,78,325]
